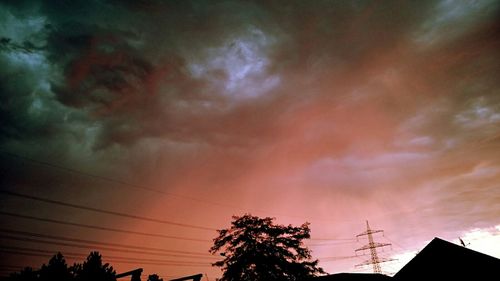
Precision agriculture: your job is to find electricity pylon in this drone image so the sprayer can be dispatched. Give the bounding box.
[355,220,392,274]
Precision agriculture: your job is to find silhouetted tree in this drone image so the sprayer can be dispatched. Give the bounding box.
[5,252,121,281]
[39,252,73,281]
[71,252,115,281]
[210,214,324,281]
[147,274,163,281]
[8,267,38,281]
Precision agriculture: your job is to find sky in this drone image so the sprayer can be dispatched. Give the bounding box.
[0,0,500,278]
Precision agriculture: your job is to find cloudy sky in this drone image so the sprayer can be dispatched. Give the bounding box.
[1,0,499,278]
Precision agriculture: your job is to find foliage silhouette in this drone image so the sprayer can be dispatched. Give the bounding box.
[8,267,38,281]
[39,252,72,281]
[5,251,166,281]
[147,274,164,281]
[71,251,116,281]
[210,214,324,281]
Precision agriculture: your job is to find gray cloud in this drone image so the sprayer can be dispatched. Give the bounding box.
[2,0,496,152]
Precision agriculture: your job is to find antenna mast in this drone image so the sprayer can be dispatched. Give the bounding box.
[355,220,392,274]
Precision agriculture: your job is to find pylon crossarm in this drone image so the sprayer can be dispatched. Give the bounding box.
[356,229,383,237]
[355,257,395,267]
[355,242,391,252]
[355,245,371,252]
[372,242,391,248]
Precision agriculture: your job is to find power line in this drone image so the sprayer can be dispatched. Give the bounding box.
[0,151,368,224]
[0,265,25,269]
[306,240,358,246]
[309,237,357,241]
[0,250,210,267]
[0,264,40,275]
[99,256,210,266]
[0,246,87,259]
[309,239,358,243]
[0,249,85,260]
[0,190,364,243]
[0,151,179,196]
[0,211,211,243]
[0,234,214,260]
[103,260,210,267]
[0,265,25,273]
[0,188,359,241]
[383,235,410,252]
[0,228,212,256]
[0,151,251,211]
[0,189,217,231]
[0,207,358,256]
[318,255,359,262]
[0,246,212,265]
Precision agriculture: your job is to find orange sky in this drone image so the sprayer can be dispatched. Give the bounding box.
[1,0,499,279]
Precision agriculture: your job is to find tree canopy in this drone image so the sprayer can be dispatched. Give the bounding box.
[210,214,324,281]
[72,251,116,281]
[39,252,72,281]
[147,274,164,281]
[5,251,158,281]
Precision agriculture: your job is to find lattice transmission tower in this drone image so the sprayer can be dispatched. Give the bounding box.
[354,220,392,274]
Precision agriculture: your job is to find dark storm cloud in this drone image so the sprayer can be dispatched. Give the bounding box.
[1,1,498,208]
[0,10,60,141]
[396,11,500,150]
[2,1,498,158]
[263,1,435,70]
[47,27,154,108]
[0,1,445,150]
[33,0,281,149]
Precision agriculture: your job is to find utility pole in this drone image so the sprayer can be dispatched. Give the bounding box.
[355,220,392,274]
